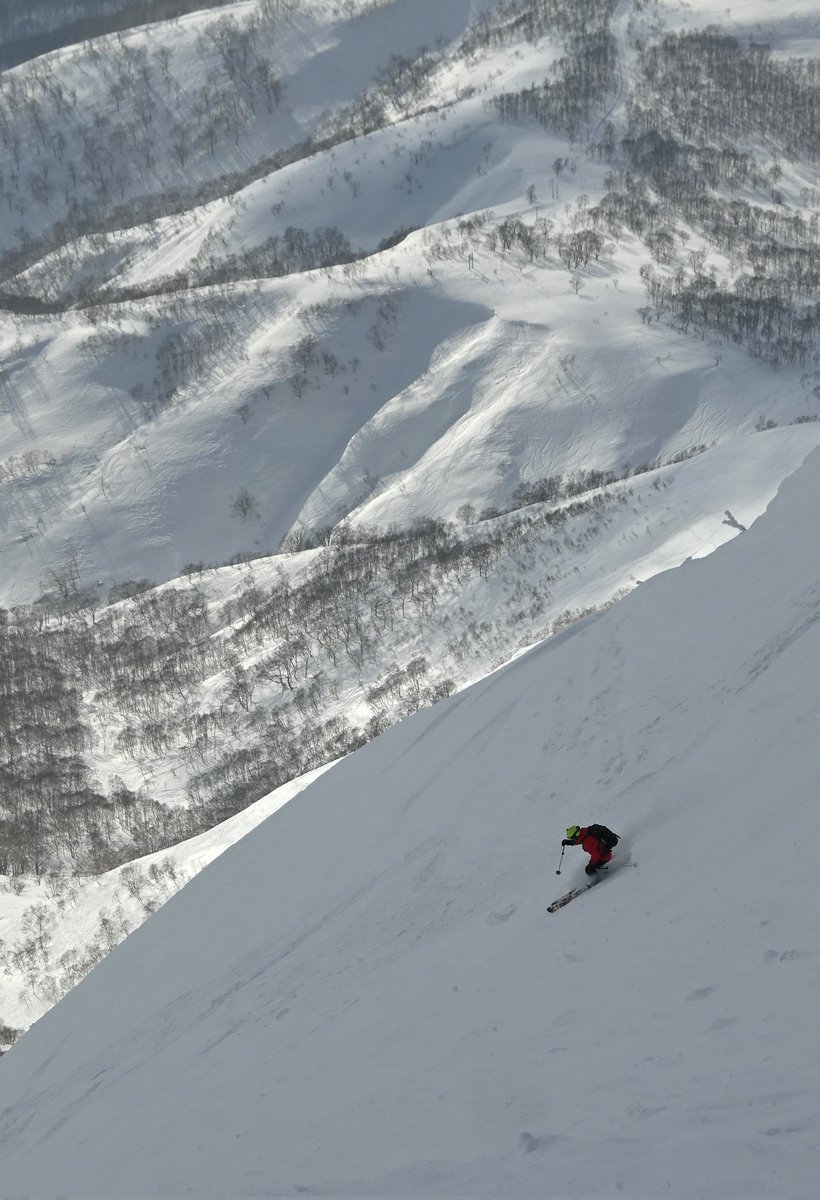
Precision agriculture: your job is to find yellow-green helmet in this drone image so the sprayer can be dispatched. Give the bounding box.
[565,825,581,840]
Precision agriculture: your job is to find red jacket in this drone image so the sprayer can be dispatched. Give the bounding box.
[573,827,612,866]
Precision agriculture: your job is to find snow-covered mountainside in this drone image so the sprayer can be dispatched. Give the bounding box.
[0,441,818,1199]
[2,0,820,605]
[1,0,820,1153]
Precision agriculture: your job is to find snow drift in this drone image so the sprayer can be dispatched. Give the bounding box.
[0,448,818,1198]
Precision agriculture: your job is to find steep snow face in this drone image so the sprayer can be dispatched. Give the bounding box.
[0,450,818,1200]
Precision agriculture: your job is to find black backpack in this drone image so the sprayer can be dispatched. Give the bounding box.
[586,823,619,850]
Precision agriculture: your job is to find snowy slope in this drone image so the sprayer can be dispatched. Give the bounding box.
[0,0,484,259]
[0,762,332,1035]
[2,236,817,608]
[0,447,818,1199]
[3,422,819,1037]
[2,0,820,1143]
[3,0,820,605]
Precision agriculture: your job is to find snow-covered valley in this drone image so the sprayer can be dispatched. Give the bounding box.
[0,0,819,1194]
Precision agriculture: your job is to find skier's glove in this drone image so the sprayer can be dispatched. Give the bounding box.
[561,838,573,846]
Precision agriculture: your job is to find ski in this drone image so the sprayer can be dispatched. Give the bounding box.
[547,862,635,913]
[547,873,604,913]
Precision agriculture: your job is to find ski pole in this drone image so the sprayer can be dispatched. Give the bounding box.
[556,844,565,875]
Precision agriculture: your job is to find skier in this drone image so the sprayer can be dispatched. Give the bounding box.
[562,824,616,875]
